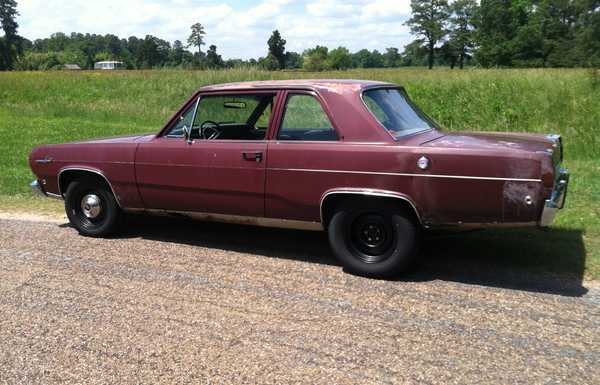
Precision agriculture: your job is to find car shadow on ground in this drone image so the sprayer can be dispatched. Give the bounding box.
[114,214,587,297]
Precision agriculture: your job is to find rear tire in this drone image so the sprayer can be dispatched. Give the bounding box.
[328,200,420,278]
[65,177,121,237]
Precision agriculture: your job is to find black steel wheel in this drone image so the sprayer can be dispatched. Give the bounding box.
[328,200,420,277]
[348,212,395,263]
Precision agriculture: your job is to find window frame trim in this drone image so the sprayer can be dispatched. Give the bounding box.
[164,96,200,138]
[272,90,341,142]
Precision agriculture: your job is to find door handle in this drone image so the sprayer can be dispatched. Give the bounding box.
[242,151,263,162]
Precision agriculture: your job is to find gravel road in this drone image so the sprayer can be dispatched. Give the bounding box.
[0,215,598,384]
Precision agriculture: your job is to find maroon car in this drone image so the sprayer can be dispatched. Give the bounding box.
[29,80,569,277]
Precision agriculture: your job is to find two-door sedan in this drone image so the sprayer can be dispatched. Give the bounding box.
[30,80,569,277]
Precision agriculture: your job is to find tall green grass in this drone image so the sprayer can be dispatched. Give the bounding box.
[0,68,598,278]
[1,69,598,185]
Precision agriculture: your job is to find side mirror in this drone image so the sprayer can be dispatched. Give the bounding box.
[182,125,192,144]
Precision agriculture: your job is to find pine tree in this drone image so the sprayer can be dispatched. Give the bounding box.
[0,0,19,70]
[405,0,450,69]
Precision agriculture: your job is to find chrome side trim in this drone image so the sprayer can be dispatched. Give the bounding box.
[319,188,423,227]
[57,167,122,207]
[434,221,538,229]
[268,167,542,183]
[539,168,569,227]
[34,157,53,164]
[124,208,324,231]
[46,192,63,199]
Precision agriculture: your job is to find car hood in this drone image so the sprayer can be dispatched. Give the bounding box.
[422,131,559,155]
[68,133,155,144]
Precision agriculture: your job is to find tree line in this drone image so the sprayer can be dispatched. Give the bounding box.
[1,0,598,71]
[406,0,600,69]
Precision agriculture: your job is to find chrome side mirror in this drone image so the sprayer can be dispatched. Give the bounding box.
[182,124,192,145]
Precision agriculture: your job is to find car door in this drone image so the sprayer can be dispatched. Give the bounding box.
[135,91,277,217]
[265,91,342,222]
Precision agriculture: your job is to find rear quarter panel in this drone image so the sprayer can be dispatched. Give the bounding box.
[265,141,546,225]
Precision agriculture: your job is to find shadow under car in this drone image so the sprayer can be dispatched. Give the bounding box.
[92,214,587,297]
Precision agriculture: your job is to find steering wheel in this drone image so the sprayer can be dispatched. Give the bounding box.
[200,120,221,140]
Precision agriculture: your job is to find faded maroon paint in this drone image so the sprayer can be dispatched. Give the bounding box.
[264,140,546,224]
[135,137,267,216]
[29,140,141,208]
[29,79,560,227]
[423,132,556,153]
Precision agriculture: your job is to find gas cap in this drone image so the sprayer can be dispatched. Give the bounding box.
[417,156,430,170]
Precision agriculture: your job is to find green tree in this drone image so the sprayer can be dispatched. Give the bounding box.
[448,0,478,68]
[284,51,303,69]
[169,40,186,66]
[475,0,516,67]
[136,35,170,68]
[352,49,384,68]
[187,23,206,54]
[104,34,122,58]
[258,53,279,70]
[383,47,402,67]
[302,46,329,71]
[327,46,352,69]
[267,30,286,69]
[400,40,429,66]
[0,0,19,70]
[405,0,450,69]
[47,32,69,52]
[574,0,600,67]
[438,40,460,68]
[206,44,224,68]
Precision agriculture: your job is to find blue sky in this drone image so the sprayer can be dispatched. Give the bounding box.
[17,0,413,59]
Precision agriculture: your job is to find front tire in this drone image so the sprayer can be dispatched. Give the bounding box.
[65,177,121,237]
[328,201,420,278]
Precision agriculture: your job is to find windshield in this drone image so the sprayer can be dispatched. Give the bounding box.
[363,88,435,138]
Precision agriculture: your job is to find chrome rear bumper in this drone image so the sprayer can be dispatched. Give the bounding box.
[539,168,569,227]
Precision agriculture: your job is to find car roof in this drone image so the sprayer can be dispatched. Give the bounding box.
[197,79,397,93]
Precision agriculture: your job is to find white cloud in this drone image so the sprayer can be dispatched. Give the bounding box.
[306,0,358,17]
[361,0,412,19]
[16,0,414,59]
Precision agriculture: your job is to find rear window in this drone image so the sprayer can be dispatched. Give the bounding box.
[363,88,434,138]
[277,94,337,141]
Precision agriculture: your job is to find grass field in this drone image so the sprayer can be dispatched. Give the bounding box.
[0,68,598,280]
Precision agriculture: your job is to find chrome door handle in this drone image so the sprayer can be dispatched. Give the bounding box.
[242,151,263,162]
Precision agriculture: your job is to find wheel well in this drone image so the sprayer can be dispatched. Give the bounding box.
[59,169,113,198]
[321,193,421,229]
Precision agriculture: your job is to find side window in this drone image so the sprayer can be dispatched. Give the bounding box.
[166,100,197,138]
[278,94,337,141]
[194,94,274,140]
[165,94,274,140]
[363,96,387,124]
